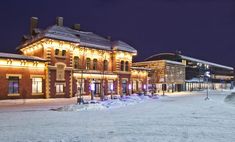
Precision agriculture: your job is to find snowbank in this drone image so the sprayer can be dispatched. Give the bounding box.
[55,94,159,112]
[224,92,235,105]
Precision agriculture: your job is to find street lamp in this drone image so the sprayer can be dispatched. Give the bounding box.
[204,71,210,100]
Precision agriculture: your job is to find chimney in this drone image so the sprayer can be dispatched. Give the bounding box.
[73,24,80,30]
[30,17,38,35]
[56,17,63,26]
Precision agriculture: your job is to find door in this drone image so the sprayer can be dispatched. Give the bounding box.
[122,80,127,95]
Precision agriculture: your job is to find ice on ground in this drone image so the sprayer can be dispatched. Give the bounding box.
[56,94,159,111]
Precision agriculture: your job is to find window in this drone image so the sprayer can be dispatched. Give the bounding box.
[8,77,19,94]
[103,60,108,71]
[108,80,114,92]
[55,49,60,55]
[77,79,85,94]
[93,59,98,70]
[32,78,42,93]
[120,60,124,71]
[125,61,129,71]
[86,58,91,70]
[56,84,64,93]
[74,56,79,69]
[133,80,137,91]
[62,50,66,56]
[56,64,65,80]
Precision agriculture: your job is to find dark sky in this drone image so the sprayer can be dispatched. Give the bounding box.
[0,0,235,66]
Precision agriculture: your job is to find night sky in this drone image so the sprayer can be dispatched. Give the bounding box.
[0,0,235,66]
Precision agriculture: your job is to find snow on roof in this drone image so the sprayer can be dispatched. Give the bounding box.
[0,52,46,61]
[17,25,136,53]
[112,40,137,53]
[180,55,233,70]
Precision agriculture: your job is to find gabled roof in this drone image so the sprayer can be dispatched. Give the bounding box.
[0,52,46,62]
[112,40,137,54]
[17,25,136,53]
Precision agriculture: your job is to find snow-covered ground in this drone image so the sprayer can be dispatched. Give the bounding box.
[0,90,235,142]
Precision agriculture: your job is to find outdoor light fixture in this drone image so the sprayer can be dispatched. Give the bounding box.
[128,84,132,90]
[110,84,114,91]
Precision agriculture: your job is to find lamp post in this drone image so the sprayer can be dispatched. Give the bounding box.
[90,80,95,100]
[204,71,210,100]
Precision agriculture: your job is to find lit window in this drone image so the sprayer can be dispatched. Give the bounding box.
[93,59,98,70]
[77,79,85,94]
[108,80,114,92]
[62,50,66,56]
[32,78,42,93]
[56,64,65,80]
[55,49,60,55]
[133,80,137,91]
[121,60,124,71]
[86,58,91,70]
[103,60,108,71]
[8,77,19,94]
[125,61,129,71]
[56,84,64,93]
[74,56,79,69]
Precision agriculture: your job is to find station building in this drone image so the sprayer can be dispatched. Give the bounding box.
[134,52,234,92]
[0,17,149,100]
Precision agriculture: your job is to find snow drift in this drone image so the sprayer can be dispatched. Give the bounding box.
[224,92,235,105]
[55,94,159,112]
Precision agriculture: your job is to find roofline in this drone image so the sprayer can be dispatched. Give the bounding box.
[180,55,233,70]
[144,52,176,61]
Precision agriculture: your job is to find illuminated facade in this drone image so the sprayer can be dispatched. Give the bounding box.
[133,60,185,93]
[0,17,148,100]
[142,52,234,92]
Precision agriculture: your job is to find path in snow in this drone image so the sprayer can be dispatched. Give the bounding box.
[0,91,235,142]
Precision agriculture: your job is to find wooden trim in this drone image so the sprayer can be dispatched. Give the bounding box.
[8,93,20,96]
[30,75,45,79]
[6,74,22,79]
[32,93,44,96]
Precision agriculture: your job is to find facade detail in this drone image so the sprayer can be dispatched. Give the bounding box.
[0,17,149,100]
[134,52,234,93]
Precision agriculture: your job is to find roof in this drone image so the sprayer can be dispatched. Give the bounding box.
[180,55,233,70]
[112,40,137,54]
[145,52,233,70]
[17,25,136,53]
[0,52,46,62]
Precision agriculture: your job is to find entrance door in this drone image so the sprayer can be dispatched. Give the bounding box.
[122,80,127,95]
[94,82,101,96]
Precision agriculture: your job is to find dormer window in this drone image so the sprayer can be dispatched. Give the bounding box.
[55,49,59,55]
[121,60,124,71]
[62,50,66,56]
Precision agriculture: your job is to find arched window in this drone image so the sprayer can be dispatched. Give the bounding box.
[74,56,79,69]
[62,50,66,56]
[103,60,108,71]
[55,49,59,55]
[86,58,91,70]
[93,59,98,70]
[125,61,129,71]
[120,60,124,71]
[56,64,65,80]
